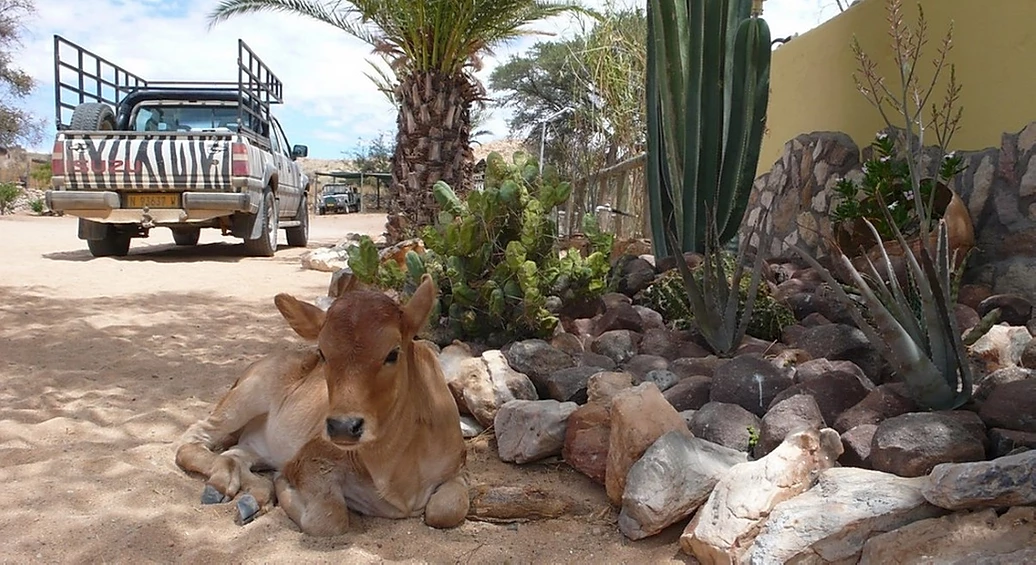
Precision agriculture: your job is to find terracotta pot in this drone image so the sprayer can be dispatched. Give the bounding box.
[836,182,975,285]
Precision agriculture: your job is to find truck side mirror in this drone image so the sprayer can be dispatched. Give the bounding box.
[291,144,308,159]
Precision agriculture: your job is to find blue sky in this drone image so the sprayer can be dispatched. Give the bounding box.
[15,0,842,160]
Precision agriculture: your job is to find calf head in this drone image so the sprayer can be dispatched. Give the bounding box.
[274,274,437,447]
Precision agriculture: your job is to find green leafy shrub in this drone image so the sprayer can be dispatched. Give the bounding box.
[830,132,965,243]
[637,254,794,343]
[0,183,21,215]
[28,198,45,215]
[350,151,614,345]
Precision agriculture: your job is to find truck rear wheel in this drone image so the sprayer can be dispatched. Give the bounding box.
[171,227,201,246]
[285,197,309,247]
[86,226,131,257]
[70,103,116,131]
[243,190,278,257]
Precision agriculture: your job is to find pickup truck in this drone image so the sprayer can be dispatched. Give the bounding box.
[45,35,310,257]
[317,184,361,215]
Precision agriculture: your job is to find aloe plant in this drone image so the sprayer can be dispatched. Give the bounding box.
[645,0,771,257]
[791,211,973,410]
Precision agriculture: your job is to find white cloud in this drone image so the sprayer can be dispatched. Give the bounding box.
[17,0,833,157]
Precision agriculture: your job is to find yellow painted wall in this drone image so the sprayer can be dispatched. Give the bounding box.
[758,0,1036,177]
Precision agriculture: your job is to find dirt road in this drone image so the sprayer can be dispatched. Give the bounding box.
[0,214,686,564]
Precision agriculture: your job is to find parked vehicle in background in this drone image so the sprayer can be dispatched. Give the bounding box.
[44,35,310,258]
[317,184,361,215]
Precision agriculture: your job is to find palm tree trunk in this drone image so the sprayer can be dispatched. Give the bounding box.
[386,69,476,243]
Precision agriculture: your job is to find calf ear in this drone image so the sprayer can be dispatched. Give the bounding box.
[402,274,437,335]
[274,293,325,340]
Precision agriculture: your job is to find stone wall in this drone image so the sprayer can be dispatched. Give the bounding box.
[743,122,1036,302]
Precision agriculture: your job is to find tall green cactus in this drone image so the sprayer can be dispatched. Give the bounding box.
[646,0,772,257]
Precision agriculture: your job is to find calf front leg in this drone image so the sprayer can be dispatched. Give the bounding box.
[276,440,350,537]
[424,475,469,529]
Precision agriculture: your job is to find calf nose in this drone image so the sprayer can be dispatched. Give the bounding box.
[326,417,364,441]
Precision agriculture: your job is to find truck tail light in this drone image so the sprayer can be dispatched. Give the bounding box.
[51,141,64,176]
[231,142,249,176]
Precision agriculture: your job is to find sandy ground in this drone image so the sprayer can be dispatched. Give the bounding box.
[0,213,689,564]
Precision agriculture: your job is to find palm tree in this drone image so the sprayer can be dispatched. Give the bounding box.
[209,0,582,243]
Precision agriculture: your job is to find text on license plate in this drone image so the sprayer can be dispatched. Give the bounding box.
[125,193,180,208]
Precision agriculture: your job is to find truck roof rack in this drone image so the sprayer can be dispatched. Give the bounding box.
[53,35,284,147]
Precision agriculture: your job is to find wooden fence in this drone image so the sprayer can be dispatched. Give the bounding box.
[561,152,648,241]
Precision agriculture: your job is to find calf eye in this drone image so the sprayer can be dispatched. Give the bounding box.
[384,348,400,364]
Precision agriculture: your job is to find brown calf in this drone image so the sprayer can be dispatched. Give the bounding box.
[175,274,469,535]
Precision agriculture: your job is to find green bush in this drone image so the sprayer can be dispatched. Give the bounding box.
[637,258,795,343]
[350,151,614,346]
[28,198,44,215]
[0,183,21,215]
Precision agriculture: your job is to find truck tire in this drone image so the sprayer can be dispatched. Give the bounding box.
[285,198,309,247]
[171,227,201,246]
[87,226,131,257]
[70,103,116,131]
[243,189,278,257]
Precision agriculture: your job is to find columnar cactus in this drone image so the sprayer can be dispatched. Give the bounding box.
[645,0,772,257]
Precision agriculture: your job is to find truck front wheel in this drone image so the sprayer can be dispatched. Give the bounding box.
[285,197,309,247]
[243,189,278,257]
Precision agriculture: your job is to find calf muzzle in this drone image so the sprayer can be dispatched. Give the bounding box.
[326,417,364,441]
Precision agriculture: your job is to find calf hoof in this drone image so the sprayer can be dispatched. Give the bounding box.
[201,484,230,505]
[234,494,262,526]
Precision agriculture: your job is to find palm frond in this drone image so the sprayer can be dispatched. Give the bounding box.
[208,0,375,44]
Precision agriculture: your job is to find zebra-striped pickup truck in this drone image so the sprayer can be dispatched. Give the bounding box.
[46,92,310,258]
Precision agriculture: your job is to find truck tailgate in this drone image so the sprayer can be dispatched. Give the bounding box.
[57,131,235,191]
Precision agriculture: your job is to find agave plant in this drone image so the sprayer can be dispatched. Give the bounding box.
[791,205,973,410]
[665,207,771,357]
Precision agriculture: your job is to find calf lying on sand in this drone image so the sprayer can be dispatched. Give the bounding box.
[175,274,469,535]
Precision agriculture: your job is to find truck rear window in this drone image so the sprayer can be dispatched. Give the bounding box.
[132,105,241,132]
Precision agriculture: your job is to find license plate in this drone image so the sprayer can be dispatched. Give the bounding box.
[125,193,180,208]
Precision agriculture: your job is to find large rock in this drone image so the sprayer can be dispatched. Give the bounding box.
[978,378,1036,433]
[792,358,868,385]
[709,355,794,417]
[615,256,657,297]
[973,365,1034,402]
[839,424,877,469]
[787,324,884,383]
[988,427,1036,458]
[859,507,1036,565]
[562,403,610,484]
[594,301,644,335]
[605,382,690,505]
[440,346,538,427]
[833,383,918,433]
[870,412,986,477]
[662,376,712,412]
[585,371,634,405]
[622,354,669,382]
[494,400,578,464]
[503,339,576,397]
[300,246,349,272]
[669,355,728,379]
[757,394,826,457]
[977,294,1033,326]
[590,330,641,365]
[679,428,844,563]
[969,325,1033,375]
[768,369,873,426]
[690,402,762,453]
[541,366,601,403]
[743,468,946,564]
[618,432,747,540]
[921,450,1036,510]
